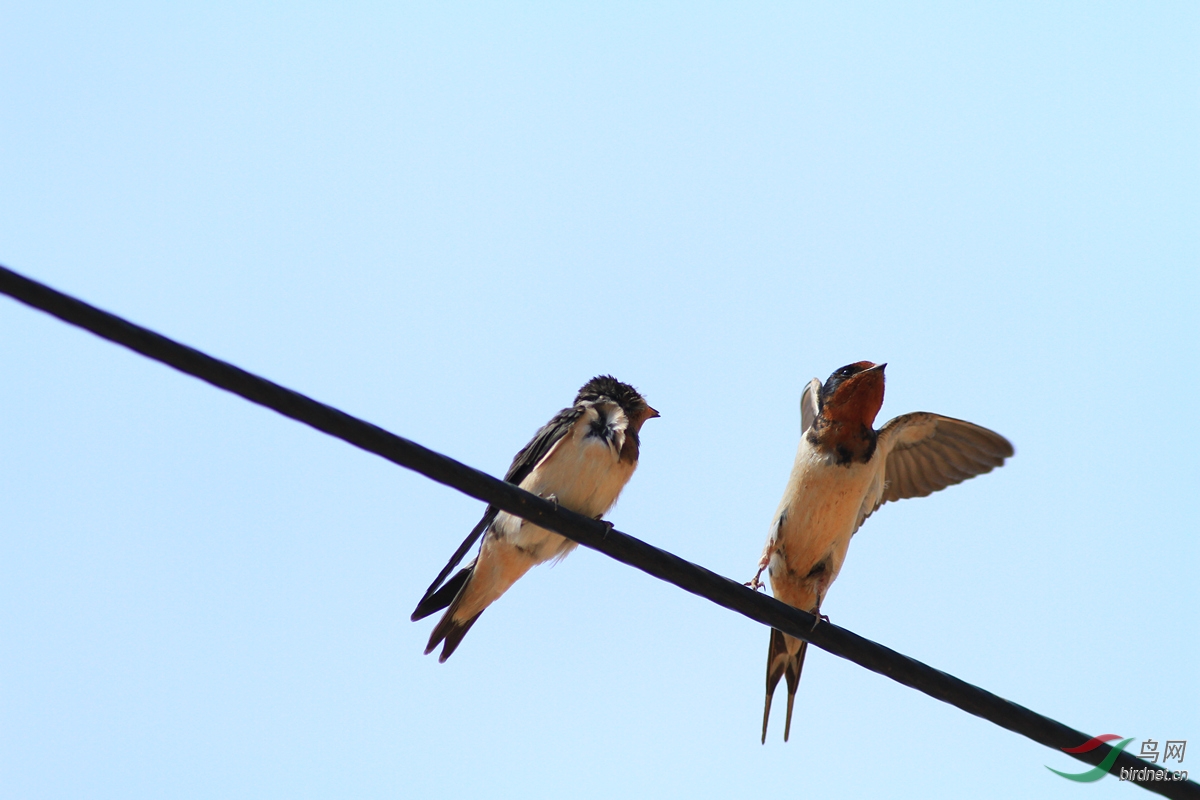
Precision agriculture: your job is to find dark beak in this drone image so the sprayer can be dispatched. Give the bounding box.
[645,406,661,420]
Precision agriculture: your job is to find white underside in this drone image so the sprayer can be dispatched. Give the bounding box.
[767,436,885,609]
[497,401,634,561]
[454,402,637,620]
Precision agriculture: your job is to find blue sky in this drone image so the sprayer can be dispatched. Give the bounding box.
[1,4,1196,798]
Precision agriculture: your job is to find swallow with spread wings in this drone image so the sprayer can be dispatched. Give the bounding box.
[752,362,1013,742]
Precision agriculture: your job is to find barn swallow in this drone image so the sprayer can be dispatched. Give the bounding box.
[412,375,659,662]
[752,362,1013,742]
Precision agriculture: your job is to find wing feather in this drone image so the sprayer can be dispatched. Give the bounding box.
[858,412,1013,526]
[933,437,984,476]
[503,406,586,485]
[411,405,585,617]
[898,449,923,496]
[800,378,821,435]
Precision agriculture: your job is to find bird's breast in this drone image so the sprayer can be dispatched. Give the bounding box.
[494,411,636,563]
[530,407,635,515]
[769,444,881,603]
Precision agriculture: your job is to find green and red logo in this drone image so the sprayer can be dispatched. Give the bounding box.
[1047,736,1188,784]
[1046,734,1133,782]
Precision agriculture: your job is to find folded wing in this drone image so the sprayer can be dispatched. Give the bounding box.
[411,405,585,620]
[800,377,821,435]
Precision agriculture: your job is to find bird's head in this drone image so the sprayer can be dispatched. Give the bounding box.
[819,361,886,428]
[576,375,660,431]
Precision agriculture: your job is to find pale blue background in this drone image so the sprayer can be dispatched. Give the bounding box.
[1,4,1196,798]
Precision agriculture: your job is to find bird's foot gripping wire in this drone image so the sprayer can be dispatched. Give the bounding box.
[745,560,769,592]
[810,612,830,631]
[594,515,614,538]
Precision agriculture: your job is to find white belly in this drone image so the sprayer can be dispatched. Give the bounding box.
[769,441,881,593]
[495,419,636,564]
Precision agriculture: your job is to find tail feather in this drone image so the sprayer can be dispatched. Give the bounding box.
[425,610,483,662]
[412,513,495,621]
[423,565,484,662]
[411,566,472,621]
[762,628,808,743]
[783,641,806,741]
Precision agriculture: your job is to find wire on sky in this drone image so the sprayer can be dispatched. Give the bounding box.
[1,264,1193,799]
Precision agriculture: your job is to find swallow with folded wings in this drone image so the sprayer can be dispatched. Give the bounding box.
[411,375,659,662]
[751,362,1013,742]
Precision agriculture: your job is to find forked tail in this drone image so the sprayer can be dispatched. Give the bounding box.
[762,628,807,743]
[423,565,484,663]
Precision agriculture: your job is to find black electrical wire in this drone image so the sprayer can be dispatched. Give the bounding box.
[1,264,1194,799]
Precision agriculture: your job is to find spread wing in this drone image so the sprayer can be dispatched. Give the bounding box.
[411,405,584,620]
[854,412,1014,532]
[800,378,821,435]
